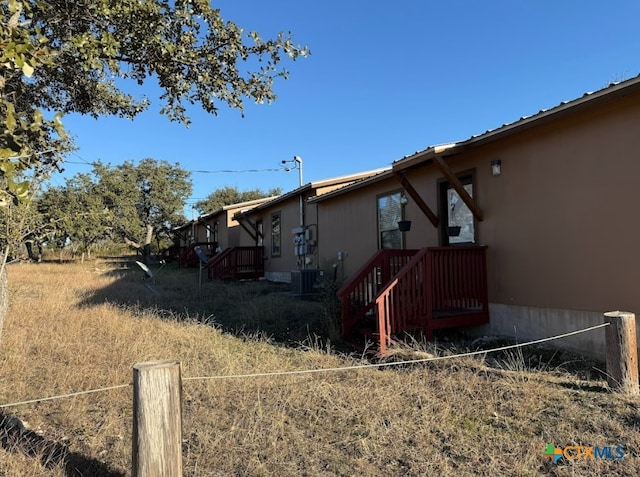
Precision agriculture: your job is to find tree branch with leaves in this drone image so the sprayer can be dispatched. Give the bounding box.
[1,0,308,333]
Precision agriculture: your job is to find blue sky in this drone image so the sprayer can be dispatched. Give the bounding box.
[55,0,640,216]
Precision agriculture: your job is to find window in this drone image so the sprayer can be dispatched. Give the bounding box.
[271,212,281,256]
[439,173,476,245]
[256,220,264,246]
[377,191,403,249]
[212,221,219,243]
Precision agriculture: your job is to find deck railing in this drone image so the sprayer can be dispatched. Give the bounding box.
[375,246,488,355]
[207,246,264,280]
[429,246,488,313]
[178,242,217,268]
[337,249,419,336]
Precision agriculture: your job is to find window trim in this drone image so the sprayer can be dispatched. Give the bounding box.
[271,211,281,257]
[256,219,264,246]
[376,189,405,250]
[212,220,219,244]
[437,169,478,246]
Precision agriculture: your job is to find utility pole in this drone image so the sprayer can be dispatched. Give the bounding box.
[282,156,304,226]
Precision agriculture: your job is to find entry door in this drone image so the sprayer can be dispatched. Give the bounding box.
[438,174,476,246]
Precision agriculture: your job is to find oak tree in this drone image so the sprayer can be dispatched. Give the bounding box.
[1,0,308,330]
[195,185,281,214]
[92,159,192,260]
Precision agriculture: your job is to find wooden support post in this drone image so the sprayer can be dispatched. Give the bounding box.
[132,360,183,477]
[604,311,639,395]
[433,155,484,221]
[393,171,439,227]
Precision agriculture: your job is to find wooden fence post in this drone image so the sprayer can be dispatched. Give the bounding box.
[132,360,183,476]
[604,311,639,395]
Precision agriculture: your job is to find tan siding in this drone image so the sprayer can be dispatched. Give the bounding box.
[315,93,640,318]
[317,177,400,278]
[241,198,300,275]
[404,94,640,314]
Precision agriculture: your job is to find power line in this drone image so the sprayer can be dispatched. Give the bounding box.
[63,158,287,175]
[191,168,283,173]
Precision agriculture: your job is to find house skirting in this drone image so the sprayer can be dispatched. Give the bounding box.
[264,271,292,283]
[473,304,640,362]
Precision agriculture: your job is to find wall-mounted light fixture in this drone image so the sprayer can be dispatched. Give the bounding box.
[491,159,502,176]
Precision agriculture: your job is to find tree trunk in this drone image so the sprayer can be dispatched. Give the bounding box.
[25,241,38,261]
[0,257,8,345]
[124,224,155,264]
[143,224,154,264]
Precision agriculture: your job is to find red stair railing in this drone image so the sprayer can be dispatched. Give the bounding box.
[337,249,419,337]
[207,246,264,280]
[178,242,217,268]
[375,246,488,355]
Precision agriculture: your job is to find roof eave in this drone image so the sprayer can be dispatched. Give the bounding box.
[308,169,395,203]
[394,74,640,171]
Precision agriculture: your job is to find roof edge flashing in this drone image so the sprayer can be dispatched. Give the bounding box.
[433,143,458,154]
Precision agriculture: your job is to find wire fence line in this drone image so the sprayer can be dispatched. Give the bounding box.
[0,384,131,409]
[0,323,610,410]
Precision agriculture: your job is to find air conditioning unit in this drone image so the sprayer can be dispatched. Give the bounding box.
[290,269,321,295]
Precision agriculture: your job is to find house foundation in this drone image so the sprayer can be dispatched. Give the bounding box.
[476,304,640,363]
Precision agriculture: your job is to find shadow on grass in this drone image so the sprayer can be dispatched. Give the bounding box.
[78,258,336,347]
[0,414,124,476]
[553,380,609,393]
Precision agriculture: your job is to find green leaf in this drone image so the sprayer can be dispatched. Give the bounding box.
[22,62,35,77]
[33,109,43,126]
[0,162,16,175]
[5,104,17,131]
[14,181,30,198]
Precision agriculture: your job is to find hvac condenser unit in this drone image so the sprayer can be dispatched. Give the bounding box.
[290,269,321,295]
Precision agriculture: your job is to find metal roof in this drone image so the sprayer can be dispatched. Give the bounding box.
[308,167,393,203]
[198,196,279,220]
[394,73,640,170]
[233,167,390,218]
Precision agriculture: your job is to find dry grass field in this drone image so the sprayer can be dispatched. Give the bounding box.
[0,258,638,476]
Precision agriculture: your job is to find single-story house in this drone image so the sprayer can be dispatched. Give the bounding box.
[172,197,276,267]
[308,168,405,280]
[311,74,640,360]
[195,196,278,251]
[233,168,389,284]
[169,220,198,263]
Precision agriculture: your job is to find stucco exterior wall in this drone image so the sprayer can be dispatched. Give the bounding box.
[191,222,208,243]
[173,225,192,248]
[220,205,247,249]
[401,94,640,316]
[383,92,640,357]
[196,206,255,251]
[316,176,400,279]
[313,90,640,357]
[239,193,321,281]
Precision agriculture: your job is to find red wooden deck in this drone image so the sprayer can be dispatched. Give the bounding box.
[206,246,264,280]
[337,249,419,337]
[178,242,217,268]
[340,246,489,355]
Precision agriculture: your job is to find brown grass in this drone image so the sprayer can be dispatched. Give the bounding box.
[0,258,638,476]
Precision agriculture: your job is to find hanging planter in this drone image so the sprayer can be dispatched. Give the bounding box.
[398,220,412,232]
[447,226,461,237]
